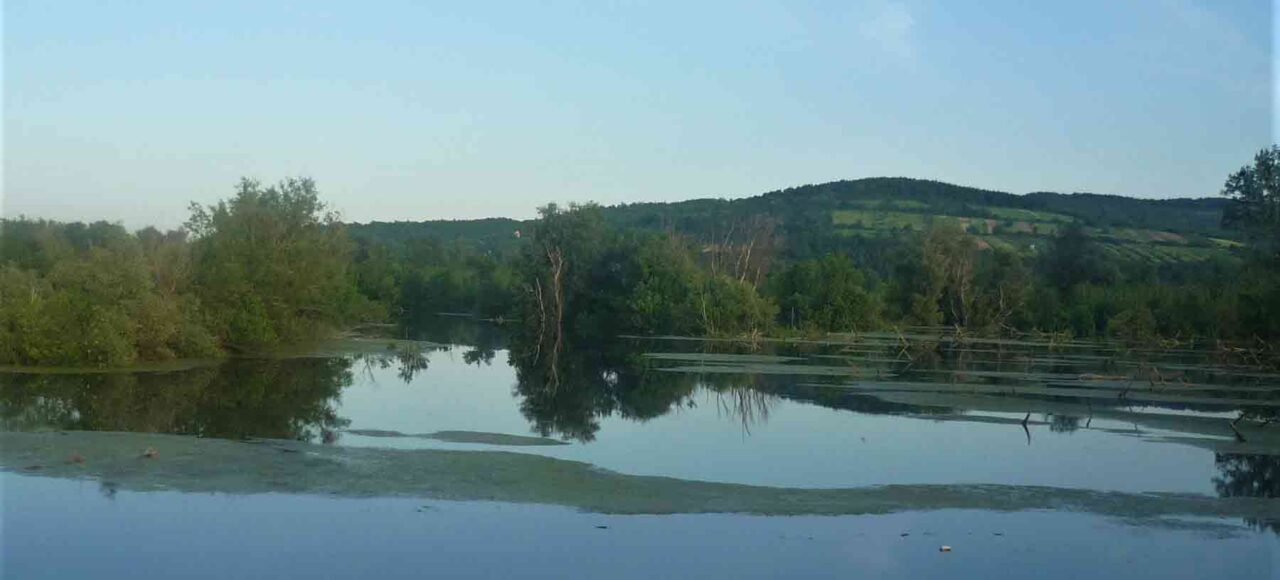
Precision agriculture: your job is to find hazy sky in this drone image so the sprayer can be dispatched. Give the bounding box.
[4,0,1274,229]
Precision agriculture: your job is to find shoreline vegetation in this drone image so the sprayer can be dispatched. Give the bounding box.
[0,177,375,368]
[2,148,1279,370]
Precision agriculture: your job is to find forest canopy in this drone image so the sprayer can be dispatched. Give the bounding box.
[2,146,1278,368]
[0,179,369,366]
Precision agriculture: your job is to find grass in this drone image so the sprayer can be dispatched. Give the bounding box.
[844,199,931,211]
[1103,243,1221,263]
[984,207,1074,223]
[832,209,935,230]
[831,205,1229,264]
[833,209,1063,238]
[1098,228,1188,244]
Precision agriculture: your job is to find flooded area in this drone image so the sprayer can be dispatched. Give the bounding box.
[4,319,1280,577]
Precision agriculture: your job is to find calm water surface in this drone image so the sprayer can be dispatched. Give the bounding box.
[4,319,1280,577]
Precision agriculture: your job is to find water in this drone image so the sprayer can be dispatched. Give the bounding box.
[5,475,1278,580]
[3,319,1280,577]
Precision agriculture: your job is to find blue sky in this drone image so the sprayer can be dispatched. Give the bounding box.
[4,0,1274,228]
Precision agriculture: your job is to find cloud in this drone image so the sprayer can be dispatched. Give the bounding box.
[857,1,917,59]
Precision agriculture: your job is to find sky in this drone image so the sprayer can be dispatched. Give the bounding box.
[3,0,1274,229]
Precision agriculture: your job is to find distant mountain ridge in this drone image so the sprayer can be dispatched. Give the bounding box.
[349,177,1234,264]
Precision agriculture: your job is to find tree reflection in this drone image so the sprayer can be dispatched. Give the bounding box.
[463,347,496,367]
[0,349,432,443]
[353,345,437,383]
[507,326,989,442]
[511,340,692,441]
[400,315,506,368]
[1213,453,1280,534]
[713,385,773,434]
[0,358,351,441]
[1048,414,1082,433]
[509,330,789,441]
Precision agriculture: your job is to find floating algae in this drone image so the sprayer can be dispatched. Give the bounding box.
[5,430,1280,526]
[345,429,569,446]
[640,353,804,364]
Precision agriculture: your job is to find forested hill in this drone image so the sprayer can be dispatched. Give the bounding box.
[348,177,1236,264]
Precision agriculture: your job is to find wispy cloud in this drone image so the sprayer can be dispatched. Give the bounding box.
[857,1,917,59]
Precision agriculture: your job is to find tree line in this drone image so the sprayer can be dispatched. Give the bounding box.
[493,146,1280,360]
[3,148,1278,367]
[0,178,373,366]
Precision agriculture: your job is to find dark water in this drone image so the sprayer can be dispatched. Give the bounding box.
[3,319,1280,577]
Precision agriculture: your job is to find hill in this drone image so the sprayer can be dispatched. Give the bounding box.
[348,177,1238,265]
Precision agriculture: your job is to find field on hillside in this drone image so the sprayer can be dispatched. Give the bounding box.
[349,178,1240,266]
[831,203,1230,264]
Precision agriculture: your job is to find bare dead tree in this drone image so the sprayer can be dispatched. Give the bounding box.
[704,215,780,288]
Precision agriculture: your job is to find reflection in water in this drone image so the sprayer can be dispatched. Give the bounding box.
[8,318,1280,516]
[355,345,437,383]
[505,323,1058,442]
[1,358,352,442]
[1048,414,1082,433]
[4,317,1280,545]
[463,348,496,367]
[512,342,695,442]
[401,314,506,366]
[0,323,790,446]
[0,348,431,443]
[714,386,773,434]
[393,314,505,369]
[1214,453,1280,534]
[510,329,787,441]
[395,316,1280,446]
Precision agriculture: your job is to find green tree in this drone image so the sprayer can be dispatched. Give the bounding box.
[770,254,878,331]
[971,247,1030,332]
[1222,145,1280,263]
[1221,146,1280,339]
[695,274,777,336]
[0,231,217,366]
[186,178,363,350]
[515,203,610,380]
[1040,222,1112,291]
[885,232,945,326]
[627,234,702,335]
[926,223,981,328]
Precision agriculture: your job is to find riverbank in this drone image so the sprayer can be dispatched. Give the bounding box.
[0,333,441,375]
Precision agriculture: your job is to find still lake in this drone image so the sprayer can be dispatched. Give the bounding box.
[3,318,1280,578]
